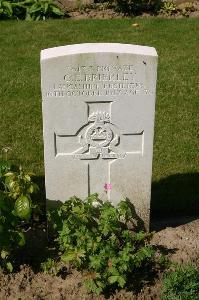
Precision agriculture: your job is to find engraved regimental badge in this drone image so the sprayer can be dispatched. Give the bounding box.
[74,111,126,160]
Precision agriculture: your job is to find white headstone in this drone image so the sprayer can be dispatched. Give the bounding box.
[41,43,158,229]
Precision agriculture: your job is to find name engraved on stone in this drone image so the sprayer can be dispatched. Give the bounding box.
[46,63,153,98]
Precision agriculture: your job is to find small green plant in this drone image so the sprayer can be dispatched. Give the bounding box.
[41,258,59,275]
[159,1,178,16]
[0,159,39,271]
[0,0,65,20]
[0,0,13,19]
[114,0,138,15]
[161,264,199,300]
[49,194,155,294]
[25,0,64,21]
[114,0,162,16]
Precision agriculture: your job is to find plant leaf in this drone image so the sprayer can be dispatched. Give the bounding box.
[6,262,13,272]
[17,231,26,247]
[14,195,31,220]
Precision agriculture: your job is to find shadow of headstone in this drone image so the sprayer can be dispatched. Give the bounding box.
[151,172,199,230]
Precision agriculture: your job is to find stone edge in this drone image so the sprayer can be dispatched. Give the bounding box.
[41,43,158,61]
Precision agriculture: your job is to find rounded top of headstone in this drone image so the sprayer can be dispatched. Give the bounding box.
[41,43,157,61]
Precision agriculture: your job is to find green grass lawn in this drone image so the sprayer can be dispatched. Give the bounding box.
[0,18,198,214]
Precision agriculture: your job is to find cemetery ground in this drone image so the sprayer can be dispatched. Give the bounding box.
[0,18,199,299]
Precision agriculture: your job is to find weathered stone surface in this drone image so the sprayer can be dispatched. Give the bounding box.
[41,43,158,229]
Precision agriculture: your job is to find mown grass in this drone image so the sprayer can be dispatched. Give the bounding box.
[0,18,198,213]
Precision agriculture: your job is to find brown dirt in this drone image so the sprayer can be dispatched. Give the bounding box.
[64,1,199,19]
[68,8,125,19]
[0,217,198,300]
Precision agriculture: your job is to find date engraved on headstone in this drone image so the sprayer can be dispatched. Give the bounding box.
[46,63,153,98]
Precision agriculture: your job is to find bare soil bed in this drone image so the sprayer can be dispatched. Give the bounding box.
[0,217,198,300]
[65,1,199,19]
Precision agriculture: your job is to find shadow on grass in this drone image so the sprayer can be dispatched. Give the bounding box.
[151,172,199,231]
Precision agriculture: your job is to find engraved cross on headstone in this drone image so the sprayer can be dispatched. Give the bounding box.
[54,101,143,199]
